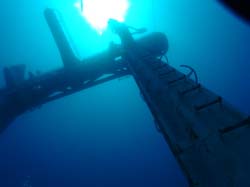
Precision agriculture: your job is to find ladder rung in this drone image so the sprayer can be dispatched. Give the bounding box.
[219,117,250,134]
[159,69,175,78]
[179,84,201,95]
[194,97,222,111]
[167,75,186,85]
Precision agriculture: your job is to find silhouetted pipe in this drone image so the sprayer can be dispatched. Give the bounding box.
[44,8,79,68]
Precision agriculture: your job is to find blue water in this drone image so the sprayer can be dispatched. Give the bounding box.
[0,0,250,187]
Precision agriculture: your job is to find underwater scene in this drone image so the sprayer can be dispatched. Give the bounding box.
[0,0,250,187]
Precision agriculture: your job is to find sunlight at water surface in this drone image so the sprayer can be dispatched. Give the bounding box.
[74,0,130,34]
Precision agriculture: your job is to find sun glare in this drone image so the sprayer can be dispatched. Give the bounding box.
[74,0,130,34]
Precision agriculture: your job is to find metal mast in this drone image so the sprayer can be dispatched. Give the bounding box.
[109,19,250,187]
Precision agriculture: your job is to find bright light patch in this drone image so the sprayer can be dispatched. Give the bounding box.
[74,0,129,34]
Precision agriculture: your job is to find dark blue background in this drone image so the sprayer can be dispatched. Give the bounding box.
[0,1,249,186]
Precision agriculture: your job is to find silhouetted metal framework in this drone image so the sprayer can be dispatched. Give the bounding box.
[1,8,250,187]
